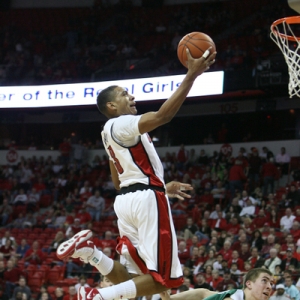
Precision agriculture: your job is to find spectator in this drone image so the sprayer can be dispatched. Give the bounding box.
[261,158,280,196]
[26,187,40,213]
[193,273,213,290]
[261,234,276,258]
[8,213,26,229]
[239,243,251,261]
[86,190,105,222]
[239,199,257,218]
[215,268,237,292]
[226,217,241,236]
[36,285,51,300]
[185,149,199,170]
[281,234,296,254]
[13,189,28,206]
[210,181,226,205]
[63,286,76,300]
[203,249,216,269]
[59,138,72,165]
[285,276,300,300]
[1,230,16,248]
[210,211,227,232]
[197,150,209,166]
[291,221,300,242]
[22,212,36,229]
[250,230,264,252]
[269,284,290,300]
[15,239,30,259]
[218,240,233,261]
[239,190,257,207]
[247,247,264,268]
[209,269,223,290]
[12,277,31,300]
[269,209,281,229]
[286,185,300,207]
[185,246,200,271]
[232,232,248,252]
[209,204,225,220]
[48,231,66,253]
[176,144,189,171]
[264,248,282,274]
[75,275,90,292]
[19,164,33,192]
[0,239,14,259]
[197,218,211,239]
[280,208,296,231]
[260,146,274,162]
[248,149,262,193]
[252,209,268,230]
[182,218,198,241]
[229,262,242,285]
[227,250,244,270]
[75,203,92,226]
[23,241,45,266]
[276,147,291,176]
[65,218,82,236]
[72,140,87,167]
[94,230,117,252]
[178,241,190,265]
[281,248,299,271]
[54,287,64,300]
[212,254,223,271]
[0,198,13,226]
[228,160,247,200]
[4,260,23,298]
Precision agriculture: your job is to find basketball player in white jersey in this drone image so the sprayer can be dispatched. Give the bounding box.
[160,268,273,300]
[56,47,216,300]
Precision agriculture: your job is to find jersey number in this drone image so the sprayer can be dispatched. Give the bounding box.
[108,145,124,174]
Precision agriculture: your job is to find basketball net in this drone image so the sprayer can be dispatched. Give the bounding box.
[270,16,300,98]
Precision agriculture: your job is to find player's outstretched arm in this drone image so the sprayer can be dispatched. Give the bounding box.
[166,181,193,200]
[160,289,218,300]
[138,48,216,135]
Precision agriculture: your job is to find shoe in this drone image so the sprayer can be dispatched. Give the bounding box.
[56,229,93,260]
[78,287,104,300]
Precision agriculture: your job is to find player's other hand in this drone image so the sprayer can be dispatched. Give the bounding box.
[160,290,171,300]
[166,181,193,200]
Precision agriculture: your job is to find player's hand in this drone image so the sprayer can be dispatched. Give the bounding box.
[186,47,216,78]
[166,181,193,200]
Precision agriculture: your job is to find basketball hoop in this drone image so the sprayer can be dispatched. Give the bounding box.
[270,16,300,98]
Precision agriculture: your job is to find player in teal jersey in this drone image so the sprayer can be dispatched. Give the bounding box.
[161,268,273,300]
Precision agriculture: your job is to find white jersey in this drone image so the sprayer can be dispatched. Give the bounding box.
[101,115,165,189]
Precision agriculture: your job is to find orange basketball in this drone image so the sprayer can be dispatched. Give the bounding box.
[177,32,216,68]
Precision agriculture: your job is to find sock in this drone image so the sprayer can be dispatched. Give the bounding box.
[88,247,114,276]
[98,280,137,300]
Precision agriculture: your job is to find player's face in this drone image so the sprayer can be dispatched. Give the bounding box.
[113,87,136,116]
[247,273,273,300]
[100,276,113,288]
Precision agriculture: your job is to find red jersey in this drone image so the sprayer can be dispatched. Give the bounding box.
[229,165,247,181]
[4,267,23,283]
[24,249,45,265]
[261,163,280,179]
[218,248,233,261]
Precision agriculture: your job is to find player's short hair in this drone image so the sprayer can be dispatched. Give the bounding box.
[96,85,118,115]
[243,268,272,289]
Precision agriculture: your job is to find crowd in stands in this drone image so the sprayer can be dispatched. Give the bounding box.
[0,0,294,86]
[0,140,299,299]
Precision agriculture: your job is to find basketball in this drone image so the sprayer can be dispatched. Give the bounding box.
[177,32,216,68]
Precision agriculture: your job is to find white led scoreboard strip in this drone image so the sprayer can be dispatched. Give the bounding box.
[0,71,224,108]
